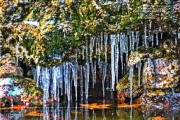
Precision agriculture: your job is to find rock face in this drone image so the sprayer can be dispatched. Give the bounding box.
[0,53,43,107]
[0,53,23,101]
[117,57,180,110]
[0,53,23,77]
[143,58,179,89]
[141,58,180,110]
[0,78,22,99]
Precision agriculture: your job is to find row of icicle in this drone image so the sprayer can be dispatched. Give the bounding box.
[13,23,178,103]
[33,31,141,103]
[33,26,175,103]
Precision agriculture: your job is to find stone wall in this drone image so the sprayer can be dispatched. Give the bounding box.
[143,58,179,89]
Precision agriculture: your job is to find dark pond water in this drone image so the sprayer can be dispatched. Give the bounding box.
[1,102,180,120]
[1,90,180,120]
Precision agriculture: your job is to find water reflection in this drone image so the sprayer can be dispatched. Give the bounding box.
[1,91,180,120]
[1,100,180,120]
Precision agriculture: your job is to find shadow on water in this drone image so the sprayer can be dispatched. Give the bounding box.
[1,87,180,120]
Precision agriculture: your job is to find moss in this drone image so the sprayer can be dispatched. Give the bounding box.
[116,73,141,92]
[12,76,43,101]
[1,0,179,67]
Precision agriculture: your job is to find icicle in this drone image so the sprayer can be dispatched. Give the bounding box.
[74,63,78,101]
[104,33,108,62]
[129,31,134,51]
[80,65,83,97]
[75,48,78,63]
[56,68,60,103]
[98,36,101,62]
[16,41,19,66]
[64,62,71,102]
[82,46,85,59]
[144,24,147,48]
[129,65,134,105]
[131,31,135,51]
[129,32,132,51]
[149,21,152,29]
[156,29,159,46]
[52,66,57,101]
[90,37,95,63]
[86,40,89,62]
[51,65,63,102]
[115,36,119,84]
[172,88,175,95]
[175,37,177,45]
[91,63,94,88]
[95,38,98,54]
[59,65,63,101]
[70,62,78,101]
[136,31,139,51]
[152,34,154,46]
[85,62,90,99]
[125,42,129,66]
[102,62,107,98]
[93,62,96,88]
[101,32,103,50]
[120,33,124,73]
[110,34,115,91]
[36,65,41,87]
[59,0,65,3]
[137,61,142,88]
[41,67,50,104]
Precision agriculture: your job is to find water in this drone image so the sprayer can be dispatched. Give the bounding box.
[1,90,180,120]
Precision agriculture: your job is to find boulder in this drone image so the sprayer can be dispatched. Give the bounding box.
[117,58,180,106]
[0,53,43,107]
[143,58,179,89]
[0,53,23,77]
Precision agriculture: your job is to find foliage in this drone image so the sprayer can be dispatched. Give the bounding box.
[0,0,179,67]
[116,73,140,92]
[12,76,43,100]
[138,38,179,60]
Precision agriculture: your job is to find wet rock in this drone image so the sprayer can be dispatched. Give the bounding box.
[143,58,179,89]
[0,53,43,107]
[0,77,23,107]
[141,90,167,109]
[0,53,23,77]
[141,92,180,118]
[0,78,23,99]
[116,73,144,103]
[166,93,180,110]
[0,77,43,107]
[0,97,12,107]
[173,1,180,12]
